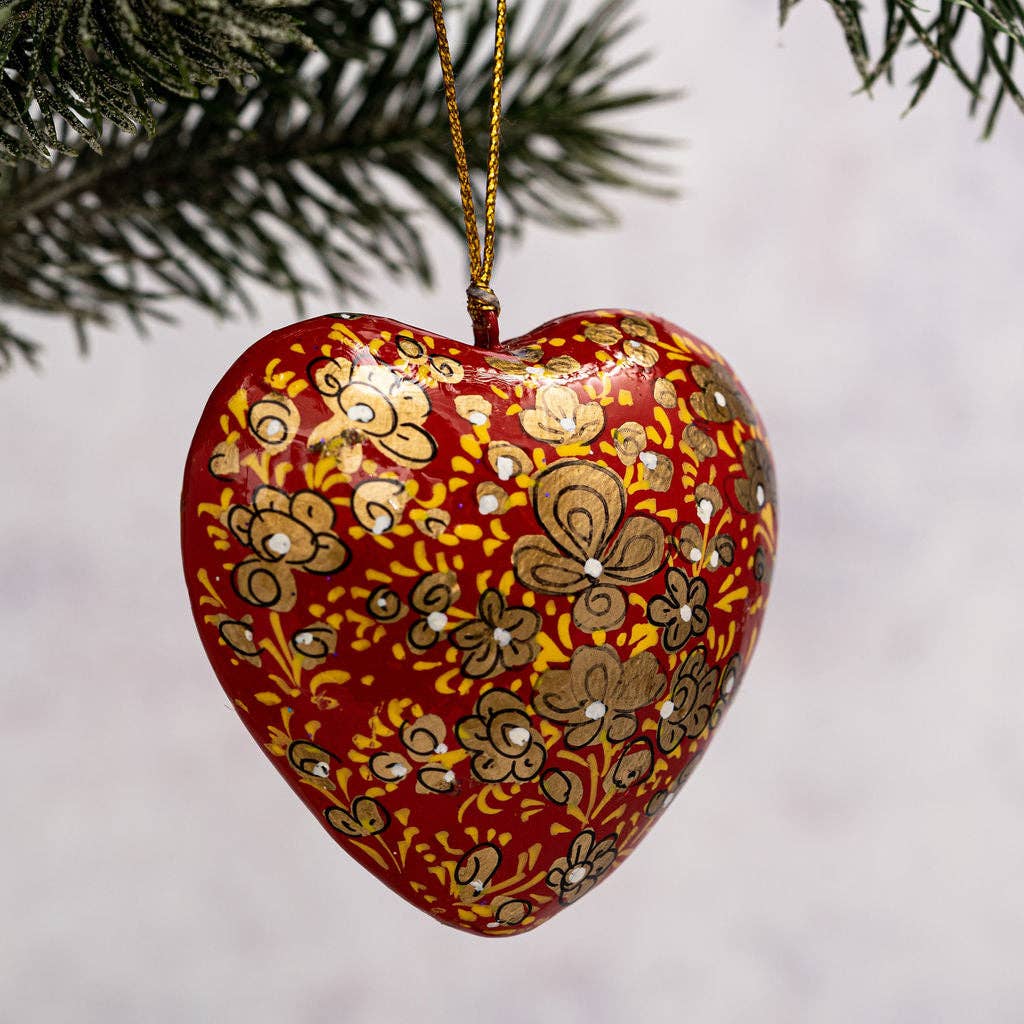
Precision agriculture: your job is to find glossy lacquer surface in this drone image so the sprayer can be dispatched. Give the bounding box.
[180,309,777,935]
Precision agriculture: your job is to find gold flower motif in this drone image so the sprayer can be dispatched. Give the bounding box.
[545,829,618,905]
[455,843,502,902]
[491,898,531,927]
[533,645,665,747]
[351,478,409,534]
[247,394,300,453]
[214,614,260,666]
[226,486,350,612]
[519,384,605,446]
[622,338,659,368]
[603,737,655,793]
[512,460,666,633]
[308,354,437,468]
[682,423,718,462]
[290,623,337,669]
[413,507,451,538]
[645,568,710,652]
[709,653,743,730]
[455,689,546,784]
[612,421,647,466]
[638,450,673,492]
[455,395,493,426]
[487,441,532,482]
[540,768,584,806]
[689,362,755,424]
[657,646,720,753]
[287,740,341,792]
[406,571,460,650]
[325,796,391,837]
[449,588,542,679]
[734,438,777,513]
[366,585,407,622]
[584,323,623,347]
[208,439,240,478]
[653,377,677,409]
[621,316,658,343]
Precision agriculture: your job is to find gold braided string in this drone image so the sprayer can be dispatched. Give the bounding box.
[430,0,506,346]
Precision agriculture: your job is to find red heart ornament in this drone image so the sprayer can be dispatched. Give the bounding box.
[181,309,777,935]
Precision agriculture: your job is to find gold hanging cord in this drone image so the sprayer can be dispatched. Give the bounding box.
[430,0,506,349]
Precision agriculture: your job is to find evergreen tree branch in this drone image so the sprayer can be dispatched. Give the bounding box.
[782,0,1024,134]
[0,0,676,370]
[0,0,313,167]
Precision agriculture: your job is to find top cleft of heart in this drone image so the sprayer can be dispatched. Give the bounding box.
[181,308,777,935]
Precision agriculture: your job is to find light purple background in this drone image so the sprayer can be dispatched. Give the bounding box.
[3,2,1023,1021]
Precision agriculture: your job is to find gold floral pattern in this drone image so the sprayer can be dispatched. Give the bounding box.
[456,689,546,784]
[734,438,777,513]
[215,615,261,665]
[449,589,541,679]
[290,623,337,669]
[545,829,618,905]
[603,737,654,793]
[325,796,391,837]
[406,571,459,650]
[183,309,777,937]
[512,460,665,633]
[308,355,437,468]
[520,384,605,446]
[689,362,755,424]
[646,568,710,652]
[657,646,720,753]
[248,394,300,452]
[226,486,350,612]
[352,478,409,534]
[534,645,665,747]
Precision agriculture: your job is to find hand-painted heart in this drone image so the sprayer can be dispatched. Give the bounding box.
[180,309,777,935]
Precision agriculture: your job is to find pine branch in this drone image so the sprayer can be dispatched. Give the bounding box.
[782,0,1024,134]
[0,0,313,166]
[0,0,675,370]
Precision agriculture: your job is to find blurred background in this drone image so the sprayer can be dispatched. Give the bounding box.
[3,1,1023,1021]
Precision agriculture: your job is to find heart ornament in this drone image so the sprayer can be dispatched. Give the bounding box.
[181,309,777,935]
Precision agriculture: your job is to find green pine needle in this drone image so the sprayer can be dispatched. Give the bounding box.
[0,0,676,370]
[782,0,1024,134]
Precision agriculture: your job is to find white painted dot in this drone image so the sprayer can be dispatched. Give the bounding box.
[639,451,658,470]
[434,743,448,755]
[723,674,735,697]
[468,411,487,426]
[426,611,449,633]
[507,727,531,747]
[372,514,391,535]
[558,416,576,432]
[243,629,253,642]
[470,880,484,893]
[295,632,313,646]
[312,761,330,778]
[710,550,720,568]
[264,419,283,438]
[377,597,389,608]
[389,762,408,778]
[478,494,500,515]
[756,484,766,507]
[493,627,512,648]
[713,390,727,408]
[583,558,603,579]
[347,403,374,422]
[660,701,676,720]
[696,499,714,524]
[679,604,693,623]
[266,532,292,555]
[495,455,515,481]
[565,866,588,885]
[443,770,456,784]
[584,701,607,721]
[688,546,702,562]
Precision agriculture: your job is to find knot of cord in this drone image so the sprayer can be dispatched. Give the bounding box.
[466,282,501,319]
